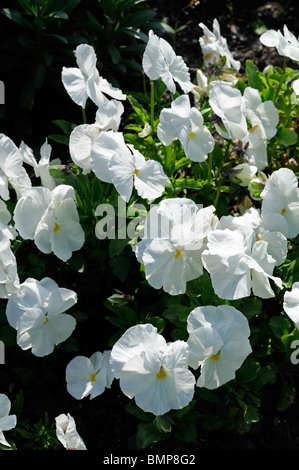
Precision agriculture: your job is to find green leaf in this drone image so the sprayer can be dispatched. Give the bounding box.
[240,297,263,321]
[109,238,130,258]
[163,304,184,324]
[109,255,130,281]
[47,10,69,20]
[236,360,260,383]
[47,134,69,145]
[174,414,199,442]
[108,44,121,64]
[52,119,76,135]
[244,404,260,424]
[277,127,298,147]
[276,383,296,411]
[281,327,299,349]
[245,60,268,91]
[146,316,165,334]
[137,421,170,449]
[252,365,277,392]
[12,391,24,416]
[155,415,172,433]
[120,9,156,28]
[270,316,291,339]
[127,95,149,125]
[125,402,153,422]
[1,8,35,30]
[276,257,299,288]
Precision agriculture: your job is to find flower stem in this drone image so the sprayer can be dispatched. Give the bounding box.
[82,107,87,124]
[274,56,287,103]
[208,152,213,184]
[165,141,177,175]
[150,80,155,130]
[214,174,222,208]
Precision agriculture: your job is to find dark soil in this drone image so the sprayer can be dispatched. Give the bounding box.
[149,0,299,73]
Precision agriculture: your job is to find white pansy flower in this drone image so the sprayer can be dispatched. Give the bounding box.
[209,84,248,140]
[0,394,17,448]
[133,198,215,295]
[69,100,124,174]
[202,224,283,300]
[0,229,20,298]
[187,305,252,389]
[62,44,126,108]
[231,162,258,187]
[242,87,279,140]
[157,95,215,162]
[248,171,268,201]
[283,282,299,328]
[215,208,288,267]
[191,68,238,101]
[0,133,25,200]
[0,199,17,240]
[243,125,268,171]
[260,167,299,239]
[66,351,114,400]
[142,30,193,93]
[14,185,85,261]
[91,131,167,202]
[292,79,299,95]
[8,167,32,200]
[6,277,77,357]
[55,413,86,450]
[199,18,241,71]
[110,323,195,416]
[260,25,299,62]
[20,139,61,190]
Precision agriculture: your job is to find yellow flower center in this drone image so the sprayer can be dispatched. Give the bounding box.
[189,131,195,139]
[157,368,167,380]
[134,169,139,176]
[175,249,182,259]
[53,222,61,232]
[43,316,49,326]
[90,373,97,382]
[210,351,220,361]
[281,207,286,214]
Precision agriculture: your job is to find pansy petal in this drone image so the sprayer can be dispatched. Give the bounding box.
[61,67,88,107]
